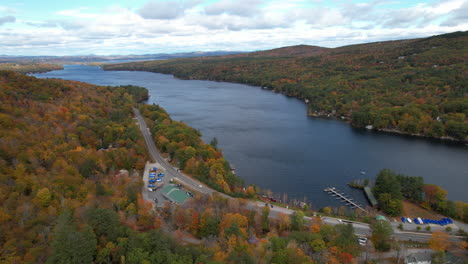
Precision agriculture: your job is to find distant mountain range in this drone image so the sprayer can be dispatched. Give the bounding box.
[0,51,245,64]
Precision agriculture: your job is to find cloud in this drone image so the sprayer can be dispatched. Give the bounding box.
[381,7,427,28]
[340,0,381,21]
[0,15,15,26]
[313,8,347,27]
[58,20,89,30]
[0,0,467,55]
[25,21,59,28]
[380,0,465,28]
[0,6,16,14]
[441,0,468,26]
[205,0,263,17]
[138,0,200,20]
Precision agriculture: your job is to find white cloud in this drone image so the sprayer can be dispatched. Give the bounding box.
[0,6,16,14]
[204,0,263,17]
[0,15,15,26]
[0,0,467,55]
[441,0,468,26]
[138,0,200,20]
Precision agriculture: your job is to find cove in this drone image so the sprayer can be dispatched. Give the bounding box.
[34,65,468,208]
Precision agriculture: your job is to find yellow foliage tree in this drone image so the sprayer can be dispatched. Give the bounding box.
[35,188,51,207]
[277,212,290,233]
[245,185,256,197]
[220,213,248,239]
[429,230,450,252]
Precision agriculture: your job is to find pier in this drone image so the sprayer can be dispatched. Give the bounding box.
[324,187,367,213]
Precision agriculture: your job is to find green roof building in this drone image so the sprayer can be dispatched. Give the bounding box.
[162,185,190,204]
[375,215,388,221]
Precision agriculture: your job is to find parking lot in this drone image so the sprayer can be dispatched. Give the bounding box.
[142,162,193,207]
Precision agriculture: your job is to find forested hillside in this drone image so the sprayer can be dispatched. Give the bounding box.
[0,63,63,73]
[104,31,468,142]
[0,71,370,263]
[0,71,155,262]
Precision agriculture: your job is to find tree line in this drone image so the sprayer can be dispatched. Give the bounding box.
[373,169,468,221]
[0,62,63,73]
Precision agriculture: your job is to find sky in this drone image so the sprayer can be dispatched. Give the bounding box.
[0,0,467,55]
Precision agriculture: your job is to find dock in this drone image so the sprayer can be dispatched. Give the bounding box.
[324,187,367,213]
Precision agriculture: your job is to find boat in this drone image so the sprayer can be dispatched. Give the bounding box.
[360,171,366,175]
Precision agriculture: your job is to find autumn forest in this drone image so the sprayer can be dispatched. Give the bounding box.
[0,71,375,263]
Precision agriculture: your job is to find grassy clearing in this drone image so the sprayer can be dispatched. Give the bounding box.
[401,201,442,219]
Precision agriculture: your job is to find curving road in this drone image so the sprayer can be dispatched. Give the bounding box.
[133,108,464,243]
[134,108,227,197]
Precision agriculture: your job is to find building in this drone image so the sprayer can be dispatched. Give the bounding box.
[161,185,190,204]
[375,215,388,221]
[405,252,432,264]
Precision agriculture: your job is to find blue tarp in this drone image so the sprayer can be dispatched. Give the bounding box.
[419,218,453,226]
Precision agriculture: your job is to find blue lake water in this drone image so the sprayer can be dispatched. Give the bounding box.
[34,65,468,208]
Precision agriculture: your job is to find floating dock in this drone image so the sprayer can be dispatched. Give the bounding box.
[324,187,367,213]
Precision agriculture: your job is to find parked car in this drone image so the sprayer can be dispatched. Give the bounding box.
[148,188,154,192]
[186,191,194,197]
[358,237,367,245]
[156,178,162,182]
[158,173,165,177]
[407,218,412,223]
[148,179,156,183]
[148,184,155,188]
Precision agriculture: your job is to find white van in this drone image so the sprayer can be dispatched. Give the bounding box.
[358,237,367,245]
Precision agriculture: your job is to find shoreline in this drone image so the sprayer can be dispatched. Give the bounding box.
[102,66,467,145]
[307,113,467,145]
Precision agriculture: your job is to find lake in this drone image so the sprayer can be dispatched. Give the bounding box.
[34,65,468,208]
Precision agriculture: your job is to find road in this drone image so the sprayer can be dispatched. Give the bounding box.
[134,108,218,196]
[133,108,465,244]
